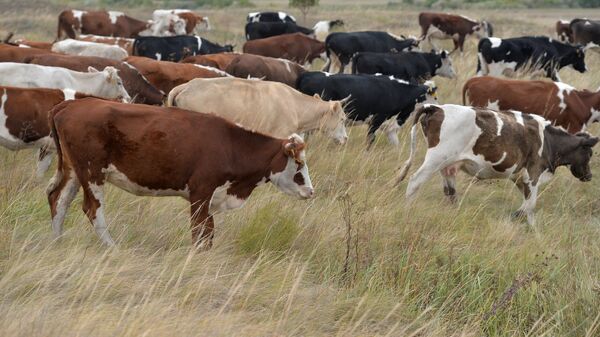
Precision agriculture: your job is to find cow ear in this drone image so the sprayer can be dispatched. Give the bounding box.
[88,66,100,73]
[582,136,599,147]
[313,93,321,99]
[441,50,448,58]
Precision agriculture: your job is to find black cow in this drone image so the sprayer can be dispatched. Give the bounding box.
[323,31,420,74]
[352,50,456,83]
[245,22,314,40]
[570,19,600,48]
[133,36,233,62]
[246,11,296,23]
[477,36,586,81]
[296,72,437,147]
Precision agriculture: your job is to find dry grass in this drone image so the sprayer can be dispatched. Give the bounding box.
[2,3,600,337]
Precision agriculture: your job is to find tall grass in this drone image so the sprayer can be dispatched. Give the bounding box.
[2,3,600,336]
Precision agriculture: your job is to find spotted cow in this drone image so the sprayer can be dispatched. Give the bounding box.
[418,12,492,52]
[57,10,152,39]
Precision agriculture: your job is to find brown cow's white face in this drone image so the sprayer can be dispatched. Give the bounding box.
[324,101,348,144]
[104,67,131,103]
[269,135,314,199]
[436,50,456,79]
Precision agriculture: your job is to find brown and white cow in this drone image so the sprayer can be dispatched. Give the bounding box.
[0,86,91,176]
[57,10,152,39]
[0,44,54,63]
[47,98,314,248]
[225,54,306,88]
[243,33,326,65]
[180,52,241,70]
[167,77,348,144]
[78,34,135,55]
[125,56,230,94]
[418,12,492,52]
[463,76,600,133]
[27,53,165,105]
[152,9,210,35]
[556,20,573,43]
[396,104,598,224]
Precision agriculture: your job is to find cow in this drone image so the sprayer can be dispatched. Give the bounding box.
[125,56,230,94]
[225,54,306,88]
[52,39,129,61]
[463,76,600,134]
[57,10,152,39]
[78,34,135,55]
[570,18,600,49]
[26,53,165,105]
[313,20,344,41]
[323,32,420,74]
[0,44,54,63]
[418,12,492,52]
[0,62,130,102]
[152,9,210,35]
[247,11,296,23]
[352,50,456,83]
[180,52,241,70]
[47,98,314,248]
[243,33,325,65]
[296,72,437,146]
[0,86,91,177]
[245,22,314,41]
[395,104,598,224]
[132,36,233,62]
[167,77,347,144]
[477,36,586,82]
[556,20,573,43]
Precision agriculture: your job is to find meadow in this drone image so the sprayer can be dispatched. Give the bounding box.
[2,2,600,336]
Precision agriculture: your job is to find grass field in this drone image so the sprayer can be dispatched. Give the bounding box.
[2,2,600,336]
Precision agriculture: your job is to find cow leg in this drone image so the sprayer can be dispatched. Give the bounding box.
[321,57,331,72]
[366,114,389,149]
[36,146,53,178]
[380,118,400,146]
[47,166,80,237]
[190,191,215,250]
[512,182,538,225]
[81,182,115,246]
[441,165,458,203]
[406,153,449,199]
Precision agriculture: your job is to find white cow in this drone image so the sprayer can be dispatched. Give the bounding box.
[152,9,210,36]
[52,39,129,60]
[0,63,130,102]
[167,77,348,144]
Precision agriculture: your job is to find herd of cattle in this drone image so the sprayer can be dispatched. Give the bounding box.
[1,8,600,248]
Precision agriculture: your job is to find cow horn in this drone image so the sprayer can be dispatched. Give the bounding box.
[3,32,14,44]
[340,94,352,105]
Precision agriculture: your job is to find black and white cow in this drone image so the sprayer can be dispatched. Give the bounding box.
[352,50,456,83]
[570,18,600,49]
[323,31,420,74]
[246,11,296,23]
[296,72,437,146]
[132,35,233,62]
[245,22,314,40]
[477,36,586,81]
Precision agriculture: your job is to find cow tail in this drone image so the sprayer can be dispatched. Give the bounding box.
[351,53,358,74]
[46,102,68,194]
[166,84,185,107]
[395,105,431,185]
[462,82,468,105]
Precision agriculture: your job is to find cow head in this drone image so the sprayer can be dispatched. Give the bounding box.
[423,81,438,104]
[89,66,131,103]
[473,21,491,39]
[269,134,314,199]
[330,20,344,29]
[223,44,234,52]
[319,97,348,144]
[563,132,599,181]
[568,45,587,73]
[435,50,456,79]
[197,16,211,31]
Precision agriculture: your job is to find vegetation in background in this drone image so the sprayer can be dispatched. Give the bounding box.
[289,0,319,23]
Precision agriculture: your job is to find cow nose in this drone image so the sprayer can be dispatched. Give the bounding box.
[337,136,348,145]
[302,187,315,199]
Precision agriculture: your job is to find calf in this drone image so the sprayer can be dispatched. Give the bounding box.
[463,76,600,133]
[247,11,296,24]
[133,36,233,62]
[52,39,129,61]
[245,22,314,41]
[352,50,456,83]
[125,56,229,93]
[47,98,314,248]
[168,77,347,144]
[78,34,135,55]
[0,86,90,176]
[26,53,165,105]
[225,54,306,88]
[323,31,420,73]
[296,72,437,146]
[0,62,130,102]
[57,9,152,39]
[180,52,241,70]
[556,20,573,43]
[418,12,492,52]
[243,33,325,64]
[477,36,586,81]
[570,18,600,49]
[0,44,54,62]
[396,104,598,224]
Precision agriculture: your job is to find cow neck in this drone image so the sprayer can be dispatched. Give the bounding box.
[296,98,331,133]
[577,89,600,113]
[542,126,580,172]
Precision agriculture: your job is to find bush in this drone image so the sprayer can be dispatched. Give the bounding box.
[238,203,300,256]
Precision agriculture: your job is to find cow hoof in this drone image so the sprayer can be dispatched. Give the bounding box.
[510,210,526,220]
[195,239,213,251]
